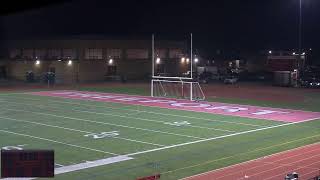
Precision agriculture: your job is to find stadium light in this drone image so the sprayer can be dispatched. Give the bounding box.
[108,59,113,65]
[194,58,199,63]
[35,60,40,65]
[67,60,73,66]
[181,57,185,63]
[156,57,161,64]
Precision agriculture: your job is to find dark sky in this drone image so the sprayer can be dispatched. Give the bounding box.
[1,0,320,56]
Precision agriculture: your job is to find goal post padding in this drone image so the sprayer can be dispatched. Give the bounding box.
[151,79,205,101]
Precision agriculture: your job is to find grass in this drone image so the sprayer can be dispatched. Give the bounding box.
[0,91,319,180]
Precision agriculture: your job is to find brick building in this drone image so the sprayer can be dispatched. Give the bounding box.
[0,37,186,83]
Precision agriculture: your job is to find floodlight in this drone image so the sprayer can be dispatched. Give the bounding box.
[108,59,113,65]
[269,50,272,54]
[181,57,185,63]
[68,60,72,66]
[156,57,161,64]
[35,60,40,65]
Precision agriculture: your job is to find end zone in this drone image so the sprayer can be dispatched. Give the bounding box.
[29,90,320,123]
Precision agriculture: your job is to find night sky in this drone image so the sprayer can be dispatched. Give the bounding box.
[1,0,320,58]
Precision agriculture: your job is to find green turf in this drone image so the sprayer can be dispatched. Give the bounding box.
[0,92,319,180]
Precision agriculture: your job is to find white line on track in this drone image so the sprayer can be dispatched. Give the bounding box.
[0,129,119,155]
[181,142,320,180]
[0,116,165,147]
[210,144,320,180]
[1,99,236,133]
[2,108,206,140]
[4,95,266,127]
[240,154,320,180]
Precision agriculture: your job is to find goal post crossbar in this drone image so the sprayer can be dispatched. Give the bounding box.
[151,79,205,101]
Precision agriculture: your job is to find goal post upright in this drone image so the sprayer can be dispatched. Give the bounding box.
[190,33,193,101]
[151,34,155,97]
[151,33,204,101]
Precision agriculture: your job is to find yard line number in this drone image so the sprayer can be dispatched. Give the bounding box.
[1,144,27,150]
[164,121,191,127]
[84,131,119,139]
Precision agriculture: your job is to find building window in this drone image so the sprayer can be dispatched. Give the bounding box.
[22,49,34,59]
[126,49,148,59]
[34,49,46,59]
[62,49,77,59]
[9,49,21,59]
[48,49,62,59]
[169,49,183,58]
[107,49,121,59]
[85,48,103,60]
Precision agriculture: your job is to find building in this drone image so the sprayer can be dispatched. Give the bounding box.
[0,36,186,83]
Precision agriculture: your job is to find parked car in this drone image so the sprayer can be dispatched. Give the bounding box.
[224,75,239,84]
[300,77,320,88]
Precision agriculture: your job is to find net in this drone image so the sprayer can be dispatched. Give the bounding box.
[151,79,205,101]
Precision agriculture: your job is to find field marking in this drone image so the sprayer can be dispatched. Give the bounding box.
[1,99,236,133]
[181,141,320,180]
[213,147,320,180]
[4,95,267,127]
[125,118,319,157]
[239,154,320,180]
[0,116,165,147]
[2,107,206,140]
[0,129,119,155]
[54,155,133,174]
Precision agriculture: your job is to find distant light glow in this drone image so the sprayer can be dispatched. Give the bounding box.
[156,57,161,64]
[269,50,272,54]
[108,59,113,65]
[68,60,72,66]
[194,58,199,63]
[186,58,190,63]
[181,57,185,63]
[293,52,296,55]
[35,60,40,65]
[302,52,305,55]
[58,59,62,62]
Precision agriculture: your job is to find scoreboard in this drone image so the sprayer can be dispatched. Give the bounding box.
[1,150,54,178]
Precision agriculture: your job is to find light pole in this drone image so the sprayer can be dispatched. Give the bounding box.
[298,0,302,71]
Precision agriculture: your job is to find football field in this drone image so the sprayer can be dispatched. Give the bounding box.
[0,90,319,180]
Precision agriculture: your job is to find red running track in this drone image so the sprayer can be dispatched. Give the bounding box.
[183,143,320,180]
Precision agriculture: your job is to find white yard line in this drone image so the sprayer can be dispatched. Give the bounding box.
[4,95,266,127]
[3,108,206,140]
[0,116,165,147]
[0,130,119,155]
[1,99,236,133]
[125,119,312,157]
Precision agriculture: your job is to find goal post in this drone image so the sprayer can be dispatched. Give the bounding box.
[151,33,205,101]
[151,79,205,101]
